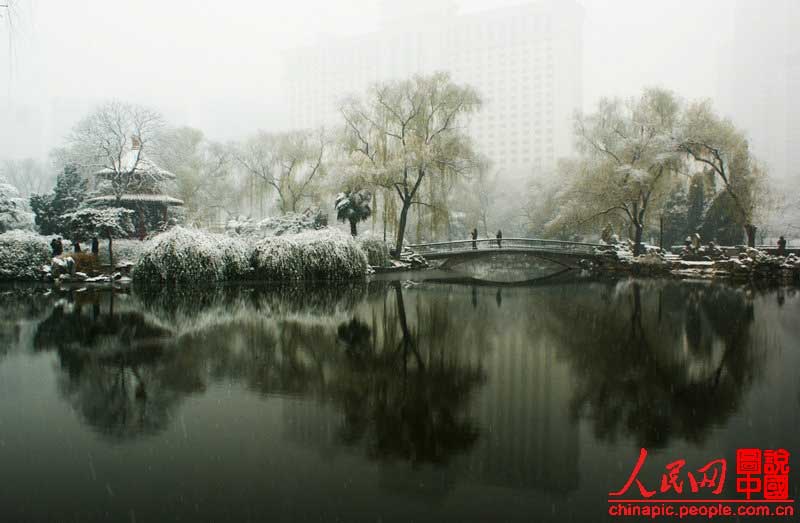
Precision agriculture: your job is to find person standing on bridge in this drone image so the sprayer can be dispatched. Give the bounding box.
[496,230,503,248]
[778,235,787,255]
[471,228,478,250]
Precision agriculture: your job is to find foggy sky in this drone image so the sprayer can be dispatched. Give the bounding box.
[0,0,738,159]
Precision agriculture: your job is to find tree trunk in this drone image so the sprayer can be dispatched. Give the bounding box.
[350,219,358,237]
[394,200,411,258]
[745,224,757,248]
[108,235,114,272]
[633,223,644,256]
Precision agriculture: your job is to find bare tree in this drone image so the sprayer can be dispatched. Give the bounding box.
[0,157,54,197]
[155,127,236,225]
[67,101,166,202]
[235,128,328,214]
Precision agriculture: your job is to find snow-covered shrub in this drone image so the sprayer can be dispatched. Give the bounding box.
[218,235,252,280]
[252,229,367,281]
[134,228,253,284]
[134,227,227,284]
[0,177,35,233]
[227,209,328,238]
[136,226,368,285]
[358,234,391,267]
[0,230,51,281]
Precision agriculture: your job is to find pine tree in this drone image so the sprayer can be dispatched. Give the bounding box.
[686,173,706,237]
[661,182,688,248]
[30,165,88,235]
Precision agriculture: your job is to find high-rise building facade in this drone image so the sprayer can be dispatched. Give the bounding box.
[717,0,800,185]
[282,0,583,179]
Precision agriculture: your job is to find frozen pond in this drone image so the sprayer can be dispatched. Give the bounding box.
[0,279,798,521]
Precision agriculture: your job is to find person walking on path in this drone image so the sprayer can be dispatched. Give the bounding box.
[496,230,503,248]
[73,239,81,253]
[50,237,60,257]
[471,228,478,250]
[91,237,100,256]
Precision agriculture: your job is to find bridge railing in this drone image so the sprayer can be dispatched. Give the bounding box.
[409,237,604,255]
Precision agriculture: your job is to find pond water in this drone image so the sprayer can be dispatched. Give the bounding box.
[0,279,798,522]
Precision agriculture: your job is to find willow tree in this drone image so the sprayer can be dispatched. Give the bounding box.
[235,129,328,214]
[679,102,768,247]
[550,89,682,255]
[340,72,481,256]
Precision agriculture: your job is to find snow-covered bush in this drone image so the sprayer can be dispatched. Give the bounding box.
[227,209,328,238]
[134,227,228,284]
[136,226,368,285]
[218,235,252,280]
[252,229,367,281]
[0,177,35,233]
[0,230,51,281]
[358,235,391,267]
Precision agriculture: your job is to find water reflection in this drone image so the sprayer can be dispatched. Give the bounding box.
[32,293,193,440]
[329,284,484,465]
[2,278,790,504]
[541,280,766,447]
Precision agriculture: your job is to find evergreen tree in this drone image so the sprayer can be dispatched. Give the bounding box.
[661,182,688,248]
[30,165,88,235]
[685,173,706,237]
[701,192,744,245]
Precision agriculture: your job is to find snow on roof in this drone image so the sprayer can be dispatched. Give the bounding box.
[87,194,185,206]
[94,150,176,181]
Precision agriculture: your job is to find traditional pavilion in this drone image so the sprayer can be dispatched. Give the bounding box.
[88,137,184,236]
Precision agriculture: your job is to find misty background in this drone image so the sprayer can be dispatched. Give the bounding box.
[1,0,798,239]
[1,0,779,155]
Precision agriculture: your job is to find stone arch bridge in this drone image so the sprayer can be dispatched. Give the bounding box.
[409,238,605,282]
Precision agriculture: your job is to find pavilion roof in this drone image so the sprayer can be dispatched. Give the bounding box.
[87,194,184,206]
[93,150,176,181]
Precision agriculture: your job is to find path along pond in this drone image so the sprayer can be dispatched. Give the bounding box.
[1,277,798,522]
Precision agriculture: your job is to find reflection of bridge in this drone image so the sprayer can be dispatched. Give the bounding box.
[410,238,604,271]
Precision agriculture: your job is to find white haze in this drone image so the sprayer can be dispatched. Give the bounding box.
[0,0,787,166]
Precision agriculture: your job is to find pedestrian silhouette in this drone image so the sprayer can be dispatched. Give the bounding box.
[496,229,503,248]
[777,236,787,255]
[471,228,478,250]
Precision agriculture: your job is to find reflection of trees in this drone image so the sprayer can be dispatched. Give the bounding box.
[328,284,484,465]
[33,292,200,441]
[134,282,369,324]
[545,280,766,448]
[0,285,55,359]
[25,282,487,462]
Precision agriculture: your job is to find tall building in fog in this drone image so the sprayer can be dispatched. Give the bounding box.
[717,0,800,184]
[282,0,584,178]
